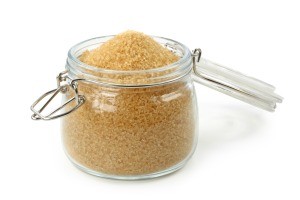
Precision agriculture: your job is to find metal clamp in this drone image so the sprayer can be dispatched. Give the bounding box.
[30,71,85,120]
[192,48,203,82]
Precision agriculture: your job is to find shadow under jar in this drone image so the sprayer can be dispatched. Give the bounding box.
[31,36,282,180]
[61,36,198,179]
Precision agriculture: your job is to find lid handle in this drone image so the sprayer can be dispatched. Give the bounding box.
[192,49,283,112]
[30,71,85,120]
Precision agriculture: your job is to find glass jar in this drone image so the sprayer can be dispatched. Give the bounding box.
[31,36,282,180]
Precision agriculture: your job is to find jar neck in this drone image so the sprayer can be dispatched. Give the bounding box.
[66,36,192,87]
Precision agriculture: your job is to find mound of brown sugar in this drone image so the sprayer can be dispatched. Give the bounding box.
[80,30,179,70]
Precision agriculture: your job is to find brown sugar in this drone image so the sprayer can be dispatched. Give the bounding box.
[79,30,179,70]
[62,31,196,176]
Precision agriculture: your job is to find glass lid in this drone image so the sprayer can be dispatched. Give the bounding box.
[192,49,283,112]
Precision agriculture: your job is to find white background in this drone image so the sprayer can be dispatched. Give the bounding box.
[0,0,299,199]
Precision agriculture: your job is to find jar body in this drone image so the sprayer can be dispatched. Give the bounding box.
[61,75,198,179]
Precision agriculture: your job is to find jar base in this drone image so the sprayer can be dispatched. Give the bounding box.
[64,143,197,180]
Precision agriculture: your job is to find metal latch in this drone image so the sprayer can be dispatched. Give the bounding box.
[30,71,85,120]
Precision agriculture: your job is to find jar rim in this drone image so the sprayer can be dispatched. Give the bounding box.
[66,36,192,86]
[67,35,191,74]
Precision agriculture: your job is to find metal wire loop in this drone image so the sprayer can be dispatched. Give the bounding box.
[30,71,85,120]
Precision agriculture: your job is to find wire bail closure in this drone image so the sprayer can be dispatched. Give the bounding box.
[30,71,85,120]
[31,48,283,120]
